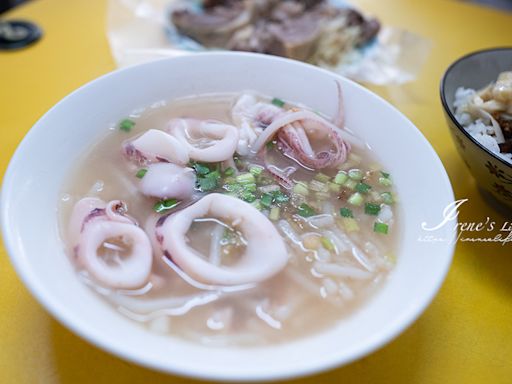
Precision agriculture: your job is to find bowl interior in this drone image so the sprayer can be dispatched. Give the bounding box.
[1,53,456,381]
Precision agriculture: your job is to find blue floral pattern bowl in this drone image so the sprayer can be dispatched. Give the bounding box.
[440,47,512,210]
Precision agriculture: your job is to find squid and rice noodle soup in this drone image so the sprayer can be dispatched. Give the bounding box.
[61,83,399,346]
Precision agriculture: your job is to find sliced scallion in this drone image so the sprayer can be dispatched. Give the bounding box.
[342,217,360,232]
[241,191,256,203]
[339,207,353,218]
[334,171,348,185]
[271,97,285,108]
[297,203,316,217]
[236,173,255,184]
[293,182,309,196]
[379,177,393,187]
[249,165,264,177]
[223,167,235,176]
[135,169,147,179]
[365,202,381,215]
[374,222,389,234]
[344,179,358,190]
[261,193,274,208]
[348,192,364,206]
[355,182,371,194]
[309,179,328,193]
[269,207,280,221]
[328,182,341,193]
[119,118,135,132]
[381,192,394,204]
[348,169,364,181]
[314,173,331,183]
[273,191,289,204]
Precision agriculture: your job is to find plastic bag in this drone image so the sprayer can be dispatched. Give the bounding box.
[107,0,431,85]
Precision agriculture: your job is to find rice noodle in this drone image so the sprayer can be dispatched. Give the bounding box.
[162,256,256,293]
[330,230,375,271]
[256,301,282,330]
[117,292,221,321]
[277,220,308,251]
[209,224,225,266]
[338,281,355,300]
[285,267,321,297]
[313,261,372,280]
[306,214,335,229]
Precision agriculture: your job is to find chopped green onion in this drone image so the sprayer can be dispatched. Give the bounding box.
[381,192,394,204]
[314,173,331,183]
[339,207,354,218]
[309,179,329,193]
[223,167,235,176]
[355,182,372,194]
[269,207,280,221]
[365,202,381,215]
[379,171,392,187]
[153,199,180,213]
[261,193,274,208]
[135,169,147,179]
[259,176,274,185]
[271,97,285,108]
[315,192,330,200]
[236,173,256,184]
[119,118,135,132]
[192,162,210,176]
[321,237,335,251]
[273,191,289,203]
[241,191,256,203]
[297,203,316,217]
[243,183,257,193]
[334,171,348,185]
[293,182,309,196]
[348,192,364,206]
[249,165,264,176]
[374,222,389,234]
[343,179,358,190]
[342,217,360,232]
[379,177,393,187]
[328,182,341,193]
[223,183,242,193]
[348,169,364,181]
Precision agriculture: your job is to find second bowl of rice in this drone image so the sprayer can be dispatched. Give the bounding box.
[440,47,512,209]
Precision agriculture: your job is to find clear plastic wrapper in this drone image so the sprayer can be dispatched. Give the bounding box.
[107,0,431,85]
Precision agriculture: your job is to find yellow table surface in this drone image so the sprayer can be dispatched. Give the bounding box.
[1,0,511,383]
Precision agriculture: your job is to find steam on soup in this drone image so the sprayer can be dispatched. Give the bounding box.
[60,85,399,346]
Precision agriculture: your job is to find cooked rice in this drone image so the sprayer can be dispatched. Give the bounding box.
[454,87,512,164]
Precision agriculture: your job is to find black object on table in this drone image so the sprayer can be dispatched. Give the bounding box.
[0,19,41,50]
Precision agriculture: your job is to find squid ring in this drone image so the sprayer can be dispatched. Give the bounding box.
[156,193,288,285]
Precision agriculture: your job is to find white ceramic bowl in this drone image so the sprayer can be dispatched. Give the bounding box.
[1,53,456,382]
